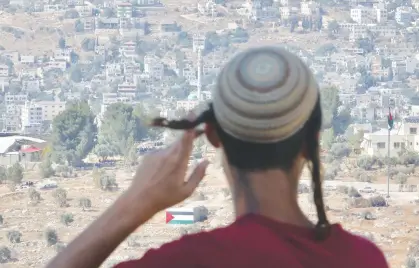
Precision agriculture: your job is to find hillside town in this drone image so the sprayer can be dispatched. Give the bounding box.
[3,0,419,267]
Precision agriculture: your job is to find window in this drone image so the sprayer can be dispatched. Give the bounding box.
[410,128,417,134]
[377,142,386,149]
[394,142,400,149]
[402,143,406,149]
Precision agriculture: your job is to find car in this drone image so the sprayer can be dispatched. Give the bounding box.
[360,186,375,193]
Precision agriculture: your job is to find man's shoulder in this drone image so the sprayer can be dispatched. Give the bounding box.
[115,229,227,268]
[337,226,388,266]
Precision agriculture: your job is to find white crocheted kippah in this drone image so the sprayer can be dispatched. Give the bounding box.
[212,46,319,143]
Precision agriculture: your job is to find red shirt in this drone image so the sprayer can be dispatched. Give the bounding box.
[115,214,388,268]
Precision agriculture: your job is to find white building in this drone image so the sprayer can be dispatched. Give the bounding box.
[350,6,374,24]
[176,100,200,111]
[300,1,318,16]
[362,116,419,157]
[144,55,164,79]
[36,101,66,121]
[100,93,133,115]
[4,93,27,132]
[375,8,387,24]
[192,34,206,53]
[21,101,43,134]
[0,64,10,77]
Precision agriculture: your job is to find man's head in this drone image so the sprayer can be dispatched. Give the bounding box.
[152,46,329,239]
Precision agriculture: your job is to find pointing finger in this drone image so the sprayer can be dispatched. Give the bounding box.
[179,130,195,158]
[183,160,209,196]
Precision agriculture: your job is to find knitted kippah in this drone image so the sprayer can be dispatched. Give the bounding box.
[212,46,319,143]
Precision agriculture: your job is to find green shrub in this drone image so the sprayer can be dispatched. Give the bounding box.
[45,228,58,246]
[7,230,21,243]
[60,213,74,226]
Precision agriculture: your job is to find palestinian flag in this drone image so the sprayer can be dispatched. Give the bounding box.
[388,108,394,130]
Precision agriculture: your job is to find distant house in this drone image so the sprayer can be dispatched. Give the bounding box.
[362,116,419,157]
[0,135,46,166]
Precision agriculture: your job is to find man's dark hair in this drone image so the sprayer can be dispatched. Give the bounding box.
[152,98,330,240]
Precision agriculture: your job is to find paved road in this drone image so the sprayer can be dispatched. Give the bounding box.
[300,179,399,192]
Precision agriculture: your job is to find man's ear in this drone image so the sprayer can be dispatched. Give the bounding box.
[205,123,221,148]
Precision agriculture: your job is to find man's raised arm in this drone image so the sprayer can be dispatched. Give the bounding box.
[45,130,208,268]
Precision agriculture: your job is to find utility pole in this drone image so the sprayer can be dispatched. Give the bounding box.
[387,123,390,198]
[387,104,394,198]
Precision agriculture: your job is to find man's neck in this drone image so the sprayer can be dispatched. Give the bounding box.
[231,168,313,228]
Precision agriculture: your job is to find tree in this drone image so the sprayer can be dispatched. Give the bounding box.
[321,128,334,150]
[6,163,23,184]
[329,143,351,159]
[0,166,7,184]
[333,107,352,134]
[133,103,162,140]
[302,18,311,31]
[69,65,83,83]
[357,155,375,170]
[64,9,79,19]
[103,7,115,17]
[320,87,339,129]
[315,43,337,56]
[39,158,54,178]
[399,151,419,166]
[394,173,408,184]
[51,101,97,166]
[327,20,339,34]
[58,37,66,49]
[74,20,84,32]
[290,16,298,32]
[388,67,394,81]
[79,197,92,211]
[93,169,118,191]
[95,103,146,157]
[52,188,68,207]
[70,51,79,64]
[81,38,96,51]
[356,38,374,53]
[28,188,41,204]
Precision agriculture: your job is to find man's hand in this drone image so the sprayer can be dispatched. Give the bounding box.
[45,129,209,268]
[128,130,209,214]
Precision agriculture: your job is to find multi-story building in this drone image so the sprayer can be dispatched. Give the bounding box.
[375,8,387,24]
[21,101,43,134]
[4,93,28,132]
[0,64,10,77]
[144,55,164,79]
[135,0,161,6]
[300,1,318,16]
[279,6,298,20]
[116,2,133,18]
[36,101,66,122]
[176,100,199,111]
[350,6,374,24]
[119,41,136,58]
[99,93,134,117]
[117,82,137,98]
[75,4,93,17]
[362,117,419,157]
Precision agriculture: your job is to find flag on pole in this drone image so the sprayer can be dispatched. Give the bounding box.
[388,108,394,130]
